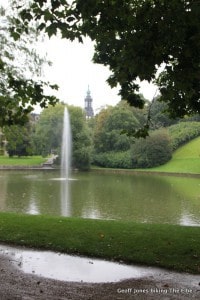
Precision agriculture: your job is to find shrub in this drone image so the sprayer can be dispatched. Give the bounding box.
[73,147,91,171]
[131,129,172,168]
[168,121,200,150]
[93,151,132,169]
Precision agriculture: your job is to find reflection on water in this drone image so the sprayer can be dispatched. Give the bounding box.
[0,170,200,226]
[28,201,39,215]
[61,179,71,217]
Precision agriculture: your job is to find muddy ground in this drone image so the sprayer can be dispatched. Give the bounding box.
[0,250,200,300]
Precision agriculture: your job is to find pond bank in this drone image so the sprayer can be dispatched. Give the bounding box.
[0,165,49,170]
[91,167,200,178]
[0,164,200,177]
[0,213,199,274]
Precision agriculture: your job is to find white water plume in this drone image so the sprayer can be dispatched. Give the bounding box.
[61,107,72,216]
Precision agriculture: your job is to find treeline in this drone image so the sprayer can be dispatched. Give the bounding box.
[1,99,200,170]
[1,104,92,170]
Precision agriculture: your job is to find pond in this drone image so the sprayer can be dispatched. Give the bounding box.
[0,170,199,226]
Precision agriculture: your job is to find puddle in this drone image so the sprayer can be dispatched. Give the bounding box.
[0,245,199,284]
[0,245,151,282]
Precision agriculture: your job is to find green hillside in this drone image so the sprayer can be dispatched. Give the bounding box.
[149,136,200,174]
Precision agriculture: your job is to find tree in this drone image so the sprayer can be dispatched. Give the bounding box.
[149,97,178,129]
[94,102,139,153]
[3,121,34,157]
[92,102,143,168]
[69,105,92,170]
[14,0,200,120]
[0,3,58,127]
[33,104,63,156]
[33,103,92,170]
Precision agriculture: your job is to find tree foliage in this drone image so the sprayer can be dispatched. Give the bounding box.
[168,121,200,150]
[3,121,33,157]
[14,0,200,119]
[93,102,146,168]
[33,104,63,156]
[131,129,172,168]
[93,151,132,169]
[69,105,92,170]
[33,103,92,170]
[93,102,140,153]
[0,4,58,126]
[149,97,178,129]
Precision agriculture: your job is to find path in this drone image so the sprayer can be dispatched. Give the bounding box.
[0,246,199,300]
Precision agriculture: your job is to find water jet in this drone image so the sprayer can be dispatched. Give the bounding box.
[60,107,72,216]
[61,107,72,180]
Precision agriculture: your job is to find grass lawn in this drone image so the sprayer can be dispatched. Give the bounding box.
[92,137,200,175]
[144,136,200,174]
[0,156,47,166]
[0,212,199,274]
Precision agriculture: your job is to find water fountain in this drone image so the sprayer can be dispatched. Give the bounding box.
[61,107,72,180]
[60,107,72,216]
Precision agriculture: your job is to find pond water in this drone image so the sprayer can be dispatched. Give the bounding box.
[0,170,199,226]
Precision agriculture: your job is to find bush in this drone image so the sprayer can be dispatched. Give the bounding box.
[131,129,172,168]
[93,151,132,169]
[73,147,91,171]
[168,121,200,150]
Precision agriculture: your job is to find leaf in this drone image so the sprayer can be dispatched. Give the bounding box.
[46,23,57,37]
[20,9,33,22]
[38,0,47,7]
[51,0,61,11]
[44,9,53,22]
[37,23,46,31]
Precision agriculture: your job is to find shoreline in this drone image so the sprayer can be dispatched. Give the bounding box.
[91,167,200,178]
[0,166,55,170]
[0,165,199,178]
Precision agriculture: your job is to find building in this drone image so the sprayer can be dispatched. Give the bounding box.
[84,87,94,118]
[30,113,40,123]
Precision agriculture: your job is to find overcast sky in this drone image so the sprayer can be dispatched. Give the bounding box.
[39,36,121,113]
[40,36,158,113]
[1,0,157,114]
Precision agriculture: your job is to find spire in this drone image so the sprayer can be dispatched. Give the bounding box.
[84,86,94,118]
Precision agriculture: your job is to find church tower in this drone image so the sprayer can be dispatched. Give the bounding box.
[84,86,94,118]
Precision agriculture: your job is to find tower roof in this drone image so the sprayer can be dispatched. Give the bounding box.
[87,85,91,96]
[84,87,94,118]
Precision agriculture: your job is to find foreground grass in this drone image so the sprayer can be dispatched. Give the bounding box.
[0,156,47,166]
[0,213,199,274]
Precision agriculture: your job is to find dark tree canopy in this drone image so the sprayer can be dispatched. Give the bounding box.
[13,0,200,120]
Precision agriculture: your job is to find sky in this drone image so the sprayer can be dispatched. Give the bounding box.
[39,36,121,113]
[1,0,158,114]
[40,36,158,114]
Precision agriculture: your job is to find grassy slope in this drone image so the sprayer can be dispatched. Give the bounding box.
[0,156,47,166]
[0,213,199,274]
[149,136,200,174]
